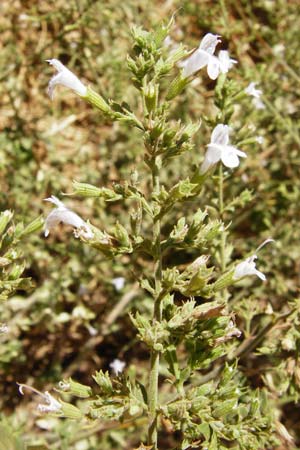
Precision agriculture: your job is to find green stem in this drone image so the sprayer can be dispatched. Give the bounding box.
[219,164,226,273]
[148,157,163,449]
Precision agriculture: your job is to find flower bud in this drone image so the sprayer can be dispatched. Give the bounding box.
[72,181,102,197]
[59,378,92,398]
[86,87,112,115]
[142,83,158,113]
[60,401,83,419]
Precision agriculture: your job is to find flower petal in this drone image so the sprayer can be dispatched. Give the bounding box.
[46,59,66,72]
[44,197,93,239]
[206,144,223,163]
[38,391,62,413]
[109,358,126,375]
[233,254,266,281]
[199,33,221,55]
[44,195,65,208]
[47,59,87,99]
[200,144,222,173]
[45,209,85,234]
[233,261,249,279]
[254,269,266,281]
[211,124,229,145]
[245,82,262,99]
[207,56,220,80]
[252,97,265,110]
[221,148,240,168]
[233,147,247,158]
[182,49,209,77]
[218,50,237,73]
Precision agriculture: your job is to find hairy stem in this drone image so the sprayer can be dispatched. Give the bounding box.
[219,164,226,273]
[148,157,163,449]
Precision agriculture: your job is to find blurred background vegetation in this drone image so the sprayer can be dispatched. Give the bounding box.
[0,0,300,448]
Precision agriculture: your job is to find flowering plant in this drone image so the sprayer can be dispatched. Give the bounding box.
[14,17,298,450]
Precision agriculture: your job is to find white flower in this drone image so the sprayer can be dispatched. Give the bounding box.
[233,255,266,281]
[218,50,237,73]
[44,195,93,239]
[245,83,265,110]
[245,82,262,99]
[0,323,8,333]
[181,33,221,80]
[233,239,274,281]
[37,392,62,413]
[18,384,62,413]
[252,97,266,110]
[112,277,125,291]
[46,59,87,100]
[256,136,264,145]
[109,358,126,375]
[200,124,247,174]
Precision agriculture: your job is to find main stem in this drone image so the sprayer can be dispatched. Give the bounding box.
[219,164,226,274]
[148,156,163,449]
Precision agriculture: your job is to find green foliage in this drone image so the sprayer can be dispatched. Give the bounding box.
[162,364,279,450]
[0,211,43,301]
